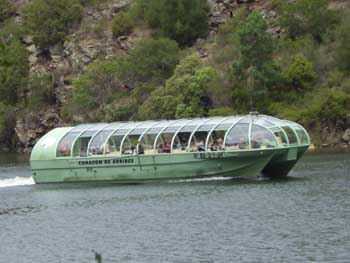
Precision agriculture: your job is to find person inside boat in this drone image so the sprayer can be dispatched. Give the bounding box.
[162,142,171,153]
[138,143,144,155]
[238,137,248,149]
[80,147,87,157]
[197,140,205,152]
[60,143,70,156]
[210,141,218,151]
[217,138,223,151]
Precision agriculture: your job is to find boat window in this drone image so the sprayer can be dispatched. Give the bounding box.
[293,126,309,145]
[171,132,191,153]
[171,125,198,153]
[155,133,175,154]
[56,132,80,157]
[139,132,158,155]
[207,129,226,151]
[225,124,250,150]
[189,131,209,152]
[250,125,277,149]
[270,127,288,145]
[72,130,98,157]
[282,126,298,144]
[122,133,145,155]
[88,130,113,156]
[106,135,124,156]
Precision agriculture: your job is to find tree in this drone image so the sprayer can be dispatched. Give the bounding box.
[0,32,29,105]
[138,0,209,46]
[138,54,218,119]
[0,102,16,149]
[24,0,82,50]
[283,54,317,92]
[112,11,133,38]
[280,0,337,42]
[0,0,14,23]
[231,12,281,112]
[335,16,350,73]
[121,38,179,87]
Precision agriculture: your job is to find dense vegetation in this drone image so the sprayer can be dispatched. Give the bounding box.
[23,0,83,50]
[0,0,350,150]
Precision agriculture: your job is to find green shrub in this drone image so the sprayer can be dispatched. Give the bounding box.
[112,11,133,38]
[138,0,209,46]
[279,0,338,42]
[0,0,14,23]
[335,16,350,73]
[138,54,218,119]
[123,38,179,87]
[283,54,317,91]
[0,103,15,148]
[0,32,29,105]
[27,73,55,109]
[24,0,82,50]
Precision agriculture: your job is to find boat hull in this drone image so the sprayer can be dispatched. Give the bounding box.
[262,145,309,178]
[31,149,276,184]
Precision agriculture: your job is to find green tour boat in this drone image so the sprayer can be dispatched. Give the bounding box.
[30,114,310,183]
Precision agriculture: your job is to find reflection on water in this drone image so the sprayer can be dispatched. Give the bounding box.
[0,152,349,263]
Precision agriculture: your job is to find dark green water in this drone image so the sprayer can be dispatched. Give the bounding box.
[0,152,349,263]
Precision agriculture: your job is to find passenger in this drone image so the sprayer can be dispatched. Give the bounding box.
[210,141,218,151]
[138,144,144,154]
[217,137,223,151]
[197,140,205,152]
[238,137,248,150]
[60,143,70,156]
[80,147,87,157]
[251,133,262,149]
[163,142,171,153]
[131,145,137,155]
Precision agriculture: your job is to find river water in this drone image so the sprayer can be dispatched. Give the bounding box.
[0,152,349,263]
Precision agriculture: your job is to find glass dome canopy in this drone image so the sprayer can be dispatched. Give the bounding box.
[53,114,310,158]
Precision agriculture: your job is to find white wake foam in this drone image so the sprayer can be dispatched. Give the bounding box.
[0,176,35,188]
[169,177,233,183]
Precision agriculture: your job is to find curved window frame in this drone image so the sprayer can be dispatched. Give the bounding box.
[153,120,183,154]
[69,125,94,158]
[223,116,246,148]
[283,120,311,145]
[56,127,78,158]
[205,117,232,151]
[102,122,132,155]
[85,124,110,156]
[119,121,152,156]
[260,116,291,145]
[187,119,212,152]
[249,123,278,149]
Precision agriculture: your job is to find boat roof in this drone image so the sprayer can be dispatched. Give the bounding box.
[30,114,310,161]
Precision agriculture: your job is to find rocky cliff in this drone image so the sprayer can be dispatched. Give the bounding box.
[4,0,350,152]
